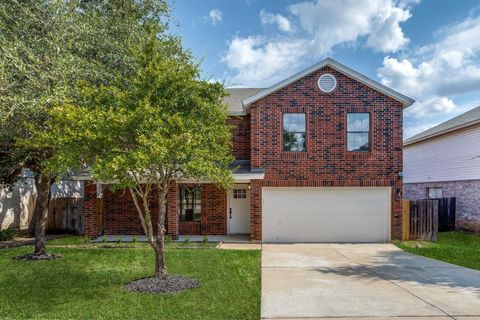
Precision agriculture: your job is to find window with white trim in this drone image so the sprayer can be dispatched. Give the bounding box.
[427,187,442,199]
[283,113,306,152]
[347,113,370,152]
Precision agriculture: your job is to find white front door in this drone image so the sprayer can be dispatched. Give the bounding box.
[228,185,251,234]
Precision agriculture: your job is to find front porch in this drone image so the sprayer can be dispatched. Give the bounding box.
[83,162,264,241]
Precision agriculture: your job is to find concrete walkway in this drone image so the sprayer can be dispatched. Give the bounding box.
[262,243,480,319]
[218,243,261,250]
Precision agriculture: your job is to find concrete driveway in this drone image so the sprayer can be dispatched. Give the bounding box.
[262,243,480,319]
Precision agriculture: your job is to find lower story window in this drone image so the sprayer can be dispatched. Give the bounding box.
[180,187,201,222]
[427,187,442,199]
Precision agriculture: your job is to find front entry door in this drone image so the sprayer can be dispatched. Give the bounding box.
[228,185,251,234]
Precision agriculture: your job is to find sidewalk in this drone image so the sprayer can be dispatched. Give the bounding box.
[0,235,69,250]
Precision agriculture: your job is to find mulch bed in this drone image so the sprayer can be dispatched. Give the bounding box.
[13,253,63,261]
[124,275,200,294]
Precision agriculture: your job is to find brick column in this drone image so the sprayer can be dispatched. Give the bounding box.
[250,180,262,241]
[84,182,98,239]
[200,185,208,235]
[167,183,179,240]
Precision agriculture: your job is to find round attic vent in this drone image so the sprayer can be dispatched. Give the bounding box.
[318,73,337,93]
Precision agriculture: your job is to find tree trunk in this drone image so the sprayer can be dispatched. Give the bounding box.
[153,240,165,277]
[155,188,168,277]
[33,172,53,255]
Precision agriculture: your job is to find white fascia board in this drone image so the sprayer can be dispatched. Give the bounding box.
[228,111,247,116]
[232,172,265,182]
[404,119,480,146]
[72,173,265,183]
[242,58,414,111]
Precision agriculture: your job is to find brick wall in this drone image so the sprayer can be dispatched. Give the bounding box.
[404,180,480,232]
[84,183,98,238]
[101,183,227,237]
[228,115,250,160]
[202,184,227,234]
[249,66,404,240]
[102,187,157,235]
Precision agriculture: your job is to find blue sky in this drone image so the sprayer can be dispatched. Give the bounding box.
[170,0,480,138]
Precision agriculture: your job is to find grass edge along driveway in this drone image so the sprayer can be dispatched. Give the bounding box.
[395,231,480,271]
[0,237,260,320]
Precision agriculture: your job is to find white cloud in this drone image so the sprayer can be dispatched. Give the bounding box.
[398,0,421,8]
[224,0,414,85]
[260,10,292,33]
[378,15,480,118]
[223,36,308,86]
[288,0,411,54]
[208,9,223,26]
[405,96,456,117]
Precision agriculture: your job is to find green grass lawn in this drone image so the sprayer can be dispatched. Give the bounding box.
[395,231,480,271]
[0,237,260,319]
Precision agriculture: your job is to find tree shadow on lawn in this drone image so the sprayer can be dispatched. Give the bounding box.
[0,247,160,316]
[0,246,260,319]
[312,249,480,298]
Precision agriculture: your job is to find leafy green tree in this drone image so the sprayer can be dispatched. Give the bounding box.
[34,35,234,276]
[0,0,169,258]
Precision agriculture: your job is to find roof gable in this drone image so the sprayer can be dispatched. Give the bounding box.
[242,58,414,110]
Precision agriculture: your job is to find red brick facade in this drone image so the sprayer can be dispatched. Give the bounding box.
[83,183,98,238]
[248,66,403,240]
[103,188,157,235]
[228,115,251,160]
[84,64,404,241]
[84,183,227,238]
[178,184,227,235]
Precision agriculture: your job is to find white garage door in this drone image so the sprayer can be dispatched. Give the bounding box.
[262,187,391,243]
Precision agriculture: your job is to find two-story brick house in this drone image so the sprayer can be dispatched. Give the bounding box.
[82,58,414,242]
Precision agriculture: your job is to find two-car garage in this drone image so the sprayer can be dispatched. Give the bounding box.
[262,187,391,243]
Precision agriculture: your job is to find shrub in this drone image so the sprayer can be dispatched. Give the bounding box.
[183,236,190,245]
[132,236,138,243]
[102,235,107,243]
[202,236,209,245]
[115,236,122,244]
[0,228,17,241]
[164,235,172,245]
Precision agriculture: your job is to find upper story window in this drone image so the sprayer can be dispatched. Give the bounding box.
[179,187,201,222]
[347,113,370,152]
[427,187,442,199]
[283,113,306,152]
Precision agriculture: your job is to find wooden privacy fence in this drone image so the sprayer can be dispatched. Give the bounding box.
[47,197,84,234]
[402,197,456,241]
[438,197,456,232]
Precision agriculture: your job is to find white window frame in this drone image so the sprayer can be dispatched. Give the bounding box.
[427,187,442,199]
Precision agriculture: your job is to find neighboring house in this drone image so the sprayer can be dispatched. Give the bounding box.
[0,170,83,231]
[404,106,480,232]
[0,174,36,231]
[81,58,414,242]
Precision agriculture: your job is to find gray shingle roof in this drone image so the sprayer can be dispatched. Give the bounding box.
[404,106,480,145]
[224,88,265,115]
